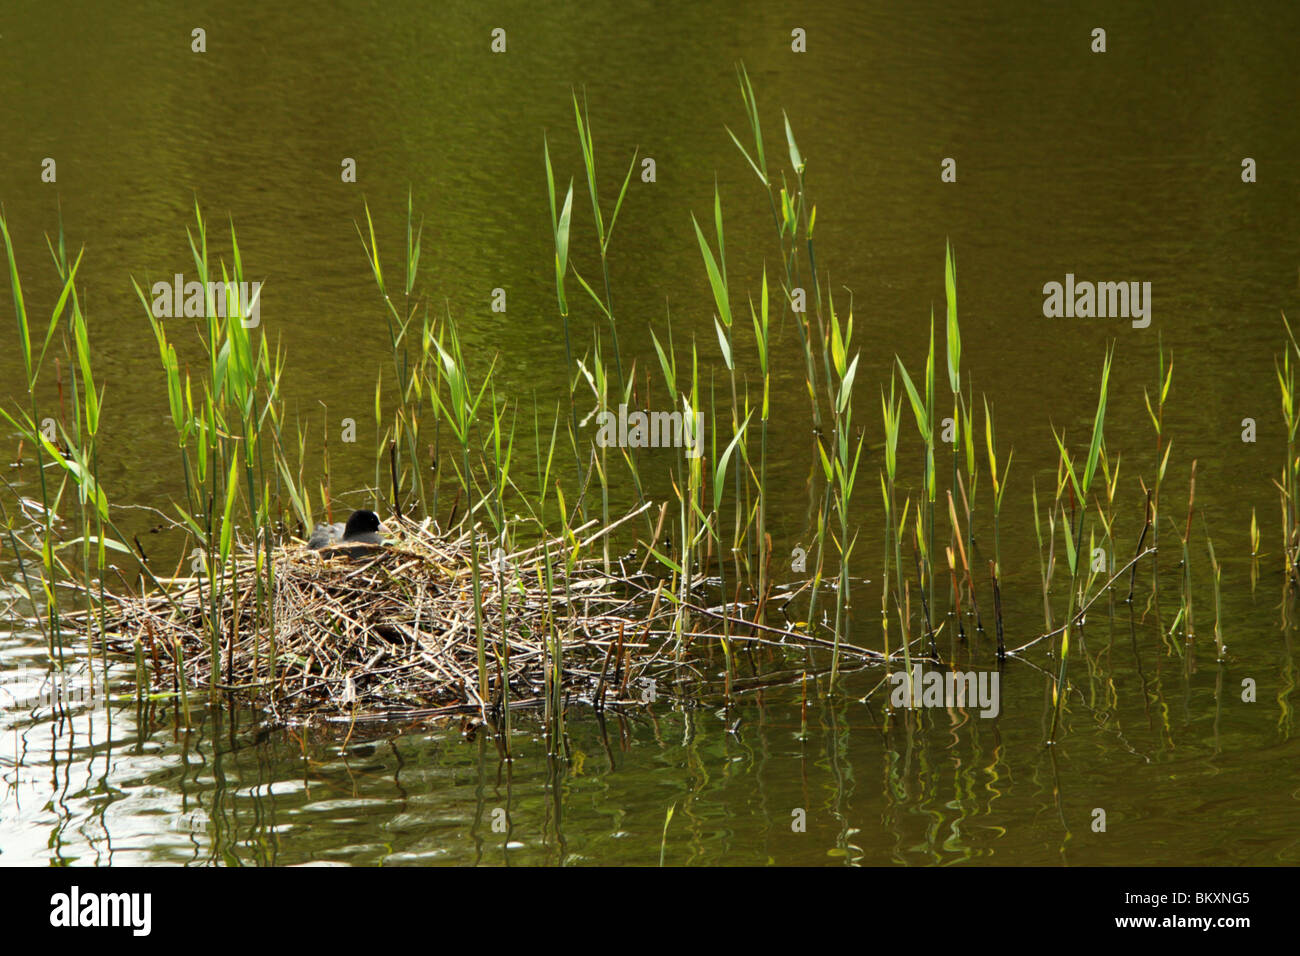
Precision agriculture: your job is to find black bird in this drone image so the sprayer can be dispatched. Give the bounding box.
[308,509,388,557]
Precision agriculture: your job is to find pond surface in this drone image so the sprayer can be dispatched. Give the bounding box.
[2,0,1299,865]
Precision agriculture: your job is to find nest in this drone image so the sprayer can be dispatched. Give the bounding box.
[82,505,884,723]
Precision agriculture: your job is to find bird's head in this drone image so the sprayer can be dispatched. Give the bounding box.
[343,509,383,538]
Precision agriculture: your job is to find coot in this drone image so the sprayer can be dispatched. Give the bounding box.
[308,509,387,557]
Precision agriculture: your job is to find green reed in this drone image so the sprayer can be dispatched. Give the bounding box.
[1144,333,1174,562]
[431,317,493,703]
[3,212,203,714]
[819,292,866,683]
[943,242,963,631]
[646,322,691,643]
[1094,446,1120,586]
[728,63,822,430]
[1176,461,1198,644]
[1279,314,1300,578]
[531,403,567,752]
[131,203,289,699]
[957,387,982,633]
[680,344,704,642]
[570,91,638,394]
[1048,345,1113,741]
[3,76,1264,741]
[357,192,433,516]
[0,210,79,669]
[880,374,906,667]
[983,396,1012,652]
[897,308,938,649]
[982,396,1013,582]
[49,219,114,704]
[1204,521,1224,661]
[694,183,748,577]
[484,386,516,745]
[543,131,586,500]
[750,267,772,605]
[708,386,751,700]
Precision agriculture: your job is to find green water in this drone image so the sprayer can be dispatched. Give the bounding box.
[2,1,1299,865]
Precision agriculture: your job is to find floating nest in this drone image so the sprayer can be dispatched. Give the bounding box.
[76,505,885,723]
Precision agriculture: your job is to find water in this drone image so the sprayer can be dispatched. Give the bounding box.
[2,0,1299,865]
